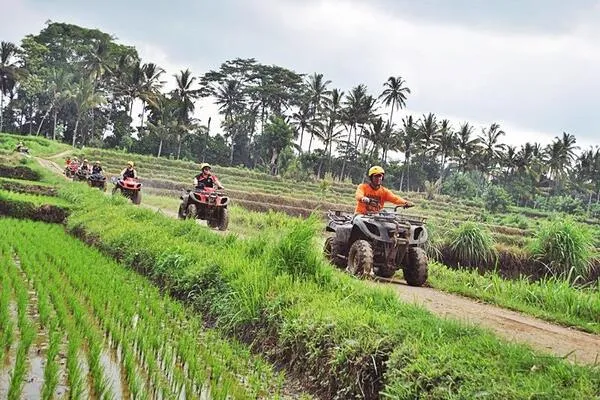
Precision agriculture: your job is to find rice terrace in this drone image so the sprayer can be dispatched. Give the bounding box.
[1,19,600,400]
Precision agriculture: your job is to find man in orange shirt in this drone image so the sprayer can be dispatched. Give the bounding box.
[355,166,414,214]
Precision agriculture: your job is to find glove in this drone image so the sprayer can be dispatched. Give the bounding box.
[361,197,371,204]
[404,202,415,208]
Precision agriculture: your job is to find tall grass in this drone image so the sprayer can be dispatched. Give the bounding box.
[529,217,597,280]
[58,184,600,399]
[447,221,497,268]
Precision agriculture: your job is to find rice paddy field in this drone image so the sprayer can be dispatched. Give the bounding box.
[1,134,599,399]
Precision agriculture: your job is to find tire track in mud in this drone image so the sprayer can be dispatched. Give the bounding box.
[36,155,600,367]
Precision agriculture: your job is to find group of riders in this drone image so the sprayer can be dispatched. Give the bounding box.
[65,154,412,212]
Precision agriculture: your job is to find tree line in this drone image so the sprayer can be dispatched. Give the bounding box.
[1,22,599,215]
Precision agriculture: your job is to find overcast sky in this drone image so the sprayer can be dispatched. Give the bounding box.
[2,0,599,151]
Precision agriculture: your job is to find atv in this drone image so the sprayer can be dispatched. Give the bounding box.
[178,185,229,230]
[324,204,429,286]
[72,168,89,182]
[64,162,79,178]
[111,177,142,205]
[87,173,107,191]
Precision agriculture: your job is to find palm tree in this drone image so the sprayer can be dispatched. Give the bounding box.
[292,99,311,152]
[399,115,419,191]
[319,88,344,176]
[305,73,331,153]
[0,41,20,132]
[379,76,411,129]
[417,113,439,156]
[478,123,506,177]
[146,94,179,157]
[435,119,456,178]
[455,122,480,171]
[70,78,106,147]
[172,69,200,124]
[139,63,165,127]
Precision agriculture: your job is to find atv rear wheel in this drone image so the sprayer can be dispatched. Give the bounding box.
[403,247,428,286]
[217,208,229,231]
[347,240,374,278]
[178,203,186,220]
[324,237,345,269]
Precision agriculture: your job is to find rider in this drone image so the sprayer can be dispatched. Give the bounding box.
[120,161,138,179]
[91,161,103,175]
[194,163,224,190]
[355,166,414,215]
[78,159,91,173]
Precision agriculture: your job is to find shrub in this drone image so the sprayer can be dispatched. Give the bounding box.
[447,222,497,268]
[528,217,596,280]
[483,185,511,213]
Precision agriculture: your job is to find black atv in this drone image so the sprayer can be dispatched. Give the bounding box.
[324,205,429,286]
[87,173,107,191]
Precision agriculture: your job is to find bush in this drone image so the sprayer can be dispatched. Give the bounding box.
[483,185,511,213]
[528,217,596,280]
[447,221,497,268]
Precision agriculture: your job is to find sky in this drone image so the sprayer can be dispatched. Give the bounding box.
[2,0,599,153]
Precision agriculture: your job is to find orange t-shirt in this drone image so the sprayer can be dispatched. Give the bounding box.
[355,183,408,214]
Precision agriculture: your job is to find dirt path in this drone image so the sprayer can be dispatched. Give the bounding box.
[371,279,600,365]
[35,154,600,367]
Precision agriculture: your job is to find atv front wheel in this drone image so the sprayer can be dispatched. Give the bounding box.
[132,190,142,205]
[178,203,186,220]
[376,264,397,278]
[217,208,229,231]
[324,237,345,268]
[186,204,198,219]
[403,247,428,286]
[347,240,374,277]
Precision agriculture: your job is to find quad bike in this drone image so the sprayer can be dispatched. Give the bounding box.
[324,203,429,286]
[72,169,89,182]
[15,145,29,154]
[178,185,229,230]
[87,173,107,191]
[64,162,79,178]
[111,177,142,205]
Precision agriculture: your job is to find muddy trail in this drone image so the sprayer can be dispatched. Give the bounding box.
[33,155,600,366]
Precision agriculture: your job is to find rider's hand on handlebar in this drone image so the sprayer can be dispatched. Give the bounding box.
[403,201,415,208]
[360,196,371,204]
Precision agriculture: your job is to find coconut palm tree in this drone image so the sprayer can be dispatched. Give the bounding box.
[305,73,331,153]
[172,69,200,124]
[70,78,106,147]
[478,123,506,177]
[455,122,480,172]
[379,76,411,129]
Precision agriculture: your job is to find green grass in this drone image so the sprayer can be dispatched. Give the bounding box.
[0,132,70,156]
[3,218,296,399]
[59,183,600,399]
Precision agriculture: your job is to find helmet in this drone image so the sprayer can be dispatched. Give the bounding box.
[200,163,211,170]
[73,157,79,161]
[368,166,385,177]
[94,161,100,165]
[83,159,88,163]
[127,161,134,167]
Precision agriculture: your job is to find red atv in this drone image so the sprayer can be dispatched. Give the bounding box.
[64,162,79,178]
[111,177,142,205]
[178,186,229,230]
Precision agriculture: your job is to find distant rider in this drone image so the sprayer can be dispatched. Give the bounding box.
[78,159,91,174]
[91,161,103,175]
[355,166,414,215]
[120,161,138,179]
[194,163,224,190]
